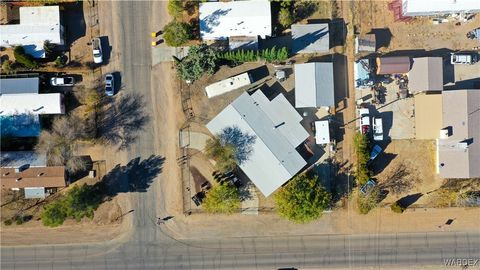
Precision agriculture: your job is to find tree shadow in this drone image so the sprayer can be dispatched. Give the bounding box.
[97,92,150,150]
[200,8,232,35]
[369,28,392,50]
[397,193,423,208]
[99,155,165,198]
[68,156,93,183]
[218,126,256,165]
[294,1,318,22]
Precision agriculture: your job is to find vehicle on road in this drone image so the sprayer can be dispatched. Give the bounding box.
[92,37,103,64]
[360,179,377,195]
[50,77,75,86]
[450,52,478,65]
[373,117,384,141]
[104,73,114,96]
[370,145,382,161]
[359,108,370,135]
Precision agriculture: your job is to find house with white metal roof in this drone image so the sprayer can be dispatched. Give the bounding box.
[199,0,272,41]
[294,62,335,108]
[0,6,64,58]
[1,93,64,115]
[402,0,480,16]
[207,90,309,197]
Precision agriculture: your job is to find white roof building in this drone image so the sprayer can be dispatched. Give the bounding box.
[0,6,64,58]
[199,0,272,40]
[207,90,309,197]
[402,0,480,16]
[205,73,253,98]
[0,93,64,115]
[315,121,330,145]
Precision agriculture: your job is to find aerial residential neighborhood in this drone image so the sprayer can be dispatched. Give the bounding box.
[1,0,479,269]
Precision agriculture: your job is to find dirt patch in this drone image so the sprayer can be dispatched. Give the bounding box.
[372,140,442,206]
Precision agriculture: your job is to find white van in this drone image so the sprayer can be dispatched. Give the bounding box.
[373,117,383,141]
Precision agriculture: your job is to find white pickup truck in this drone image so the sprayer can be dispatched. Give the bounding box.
[92,38,103,64]
[450,52,478,65]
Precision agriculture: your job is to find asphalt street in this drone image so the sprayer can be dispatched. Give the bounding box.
[1,1,480,270]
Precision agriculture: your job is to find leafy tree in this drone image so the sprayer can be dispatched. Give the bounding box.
[174,44,218,82]
[205,137,237,171]
[279,8,294,28]
[203,183,240,214]
[271,0,292,8]
[274,173,331,223]
[357,186,380,214]
[353,132,371,186]
[13,46,39,69]
[1,60,13,74]
[163,21,191,47]
[167,0,183,19]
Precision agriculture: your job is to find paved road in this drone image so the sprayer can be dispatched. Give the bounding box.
[2,1,480,269]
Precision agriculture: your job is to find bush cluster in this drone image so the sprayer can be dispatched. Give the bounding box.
[353,132,372,186]
[390,201,406,213]
[13,46,39,69]
[41,184,102,227]
[219,47,289,64]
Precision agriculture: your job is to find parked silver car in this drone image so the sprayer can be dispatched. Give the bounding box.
[104,73,114,96]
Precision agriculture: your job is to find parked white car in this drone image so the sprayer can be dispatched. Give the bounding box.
[92,38,103,64]
[373,117,384,141]
[50,77,75,86]
[450,52,478,65]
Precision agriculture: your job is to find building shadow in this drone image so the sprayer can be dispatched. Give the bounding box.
[249,65,270,82]
[63,2,86,47]
[100,36,112,64]
[444,78,480,90]
[97,92,150,150]
[369,28,392,50]
[371,152,397,175]
[329,18,346,48]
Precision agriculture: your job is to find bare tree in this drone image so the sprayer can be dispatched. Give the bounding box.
[380,163,417,195]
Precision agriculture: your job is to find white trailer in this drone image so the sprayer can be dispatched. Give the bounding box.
[205,72,253,98]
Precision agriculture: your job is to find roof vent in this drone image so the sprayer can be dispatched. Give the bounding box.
[37,173,44,177]
[3,172,9,176]
[15,168,20,173]
[16,177,22,182]
[439,127,451,139]
[457,141,468,149]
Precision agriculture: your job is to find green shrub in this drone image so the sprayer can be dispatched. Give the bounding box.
[54,56,66,68]
[13,46,39,69]
[279,8,294,28]
[163,21,191,47]
[167,0,183,19]
[357,187,380,214]
[390,201,406,213]
[15,216,24,225]
[203,183,240,214]
[3,219,12,226]
[1,60,13,74]
[43,40,56,56]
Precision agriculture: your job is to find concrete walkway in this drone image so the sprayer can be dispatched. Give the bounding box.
[240,182,259,215]
[180,131,210,151]
[152,45,189,65]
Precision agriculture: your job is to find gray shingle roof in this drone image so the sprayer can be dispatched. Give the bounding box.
[0,77,39,94]
[292,24,329,54]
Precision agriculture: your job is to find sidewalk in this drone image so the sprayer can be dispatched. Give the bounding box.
[164,207,480,240]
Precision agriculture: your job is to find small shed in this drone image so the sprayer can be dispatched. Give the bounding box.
[376,56,411,75]
[24,187,46,199]
[355,34,376,53]
[315,121,330,144]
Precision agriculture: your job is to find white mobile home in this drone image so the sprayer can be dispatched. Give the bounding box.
[205,73,253,98]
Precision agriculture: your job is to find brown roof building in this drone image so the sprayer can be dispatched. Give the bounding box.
[437,89,480,179]
[376,56,411,75]
[1,166,66,190]
[408,57,444,93]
